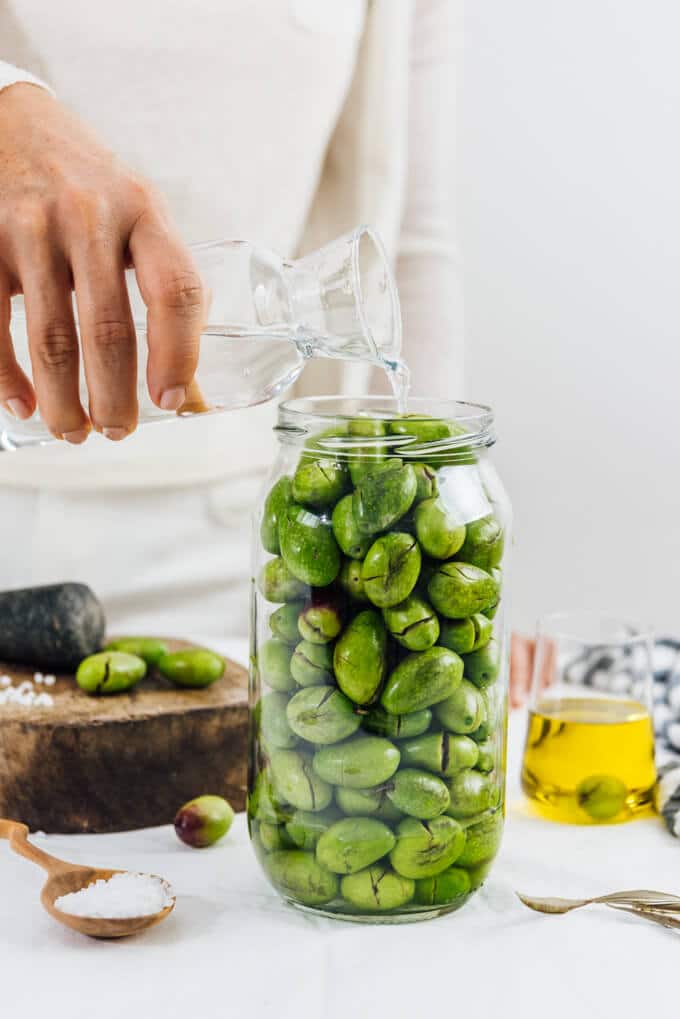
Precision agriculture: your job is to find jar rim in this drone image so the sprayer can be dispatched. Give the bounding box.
[276,396,495,456]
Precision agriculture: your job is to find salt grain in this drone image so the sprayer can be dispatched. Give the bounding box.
[0,678,55,708]
[44,675,56,686]
[55,872,174,919]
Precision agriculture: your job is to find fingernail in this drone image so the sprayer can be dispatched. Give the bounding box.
[63,428,90,446]
[160,387,186,411]
[102,427,129,442]
[4,398,32,420]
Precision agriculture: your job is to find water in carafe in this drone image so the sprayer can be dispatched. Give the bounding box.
[0,226,409,449]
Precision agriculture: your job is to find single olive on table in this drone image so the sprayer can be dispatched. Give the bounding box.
[174,795,235,848]
[249,408,509,920]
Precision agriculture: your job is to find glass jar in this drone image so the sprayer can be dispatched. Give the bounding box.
[247,397,511,922]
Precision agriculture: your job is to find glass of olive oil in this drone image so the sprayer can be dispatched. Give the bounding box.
[521,612,656,824]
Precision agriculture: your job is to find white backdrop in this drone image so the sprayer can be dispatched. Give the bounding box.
[463,1,680,635]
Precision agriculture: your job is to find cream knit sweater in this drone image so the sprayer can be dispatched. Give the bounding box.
[0,0,462,490]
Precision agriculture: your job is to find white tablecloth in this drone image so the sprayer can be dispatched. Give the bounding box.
[2,639,677,1018]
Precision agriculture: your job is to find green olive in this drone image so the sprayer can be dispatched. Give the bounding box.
[464,638,501,688]
[259,822,294,852]
[338,559,370,603]
[456,515,504,570]
[413,462,438,502]
[270,750,333,812]
[435,679,486,734]
[380,647,463,715]
[576,774,628,821]
[362,705,432,740]
[474,739,496,773]
[312,735,400,789]
[389,816,466,879]
[334,785,404,822]
[352,459,417,535]
[292,459,349,509]
[399,732,480,776]
[174,795,234,848]
[446,769,493,819]
[297,592,344,644]
[286,685,360,744]
[285,809,339,851]
[414,498,466,560]
[269,602,304,644]
[259,691,298,749]
[438,615,493,655]
[382,595,440,651]
[266,850,339,905]
[340,866,415,912]
[104,637,168,666]
[456,812,504,867]
[346,417,388,482]
[248,768,291,825]
[279,505,341,588]
[259,557,309,603]
[76,651,147,695]
[158,648,225,688]
[290,640,334,687]
[386,769,451,819]
[333,609,387,705]
[348,416,388,439]
[259,638,295,692]
[428,562,499,619]
[316,817,396,874]
[260,476,294,555]
[414,866,471,907]
[388,415,465,444]
[331,494,371,559]
[361,533,422,608]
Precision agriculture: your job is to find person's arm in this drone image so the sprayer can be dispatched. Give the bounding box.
[396,0,463,396]
[0,82,205,443]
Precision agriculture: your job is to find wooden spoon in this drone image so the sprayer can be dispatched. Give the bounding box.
[0,818,175,938]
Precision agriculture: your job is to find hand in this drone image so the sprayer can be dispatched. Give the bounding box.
[510,634,535,709]
[0,84,205,443]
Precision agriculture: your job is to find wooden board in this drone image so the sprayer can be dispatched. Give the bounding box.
[0,640,249,833]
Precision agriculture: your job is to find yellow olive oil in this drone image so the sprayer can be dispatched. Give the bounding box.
[521,697,656,824]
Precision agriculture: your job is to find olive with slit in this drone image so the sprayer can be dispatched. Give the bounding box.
[279,504,341,588]
[389,816,466,879]
[260,476,294,554]
[333,609,387,705]
[361,532,422,609]
[270,750,333,812]
[290,640,334,687]
[352,459,417,535]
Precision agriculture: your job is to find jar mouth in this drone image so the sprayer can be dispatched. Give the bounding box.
[276,396,495,459]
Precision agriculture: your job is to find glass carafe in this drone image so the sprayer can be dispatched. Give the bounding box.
[0,226,401,449]
[248,397,511,922]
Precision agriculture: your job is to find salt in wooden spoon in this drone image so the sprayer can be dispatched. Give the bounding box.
[0,818,175,938]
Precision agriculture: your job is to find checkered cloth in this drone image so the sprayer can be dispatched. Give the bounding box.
[567,638,680,835]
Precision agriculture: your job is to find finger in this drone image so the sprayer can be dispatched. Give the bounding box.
[128,210,204,410]
[510,634,535,709]
[18,234,90,443]
[0,272,36,421]
[70,223,138,439]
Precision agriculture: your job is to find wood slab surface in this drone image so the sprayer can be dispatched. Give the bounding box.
[0,639,249,833]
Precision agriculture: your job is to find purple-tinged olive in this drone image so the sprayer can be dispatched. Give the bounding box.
[298,590,344,644]
[174,795,234,848]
